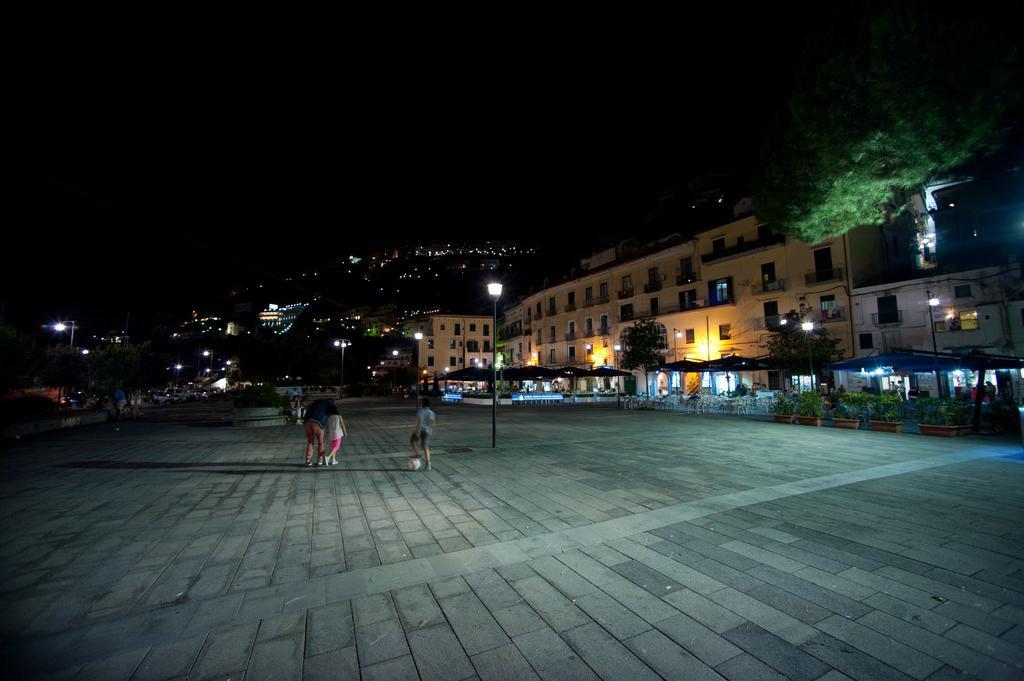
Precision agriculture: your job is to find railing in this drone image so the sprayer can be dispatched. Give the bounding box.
[680,299,703,311]
[706,295,735,308]
[617,289,635,300]
[819,307,846,323]
[547,307,557,316]
[597,295,610,304]
[565,304,576,312]
[758,279,784,293]
[598,326,610,336]
[582,299,595,308]
[565,332,577,341]
[644,281,662,293]
[871,310,903,326]
[619,312,635,322]
[701,233,786,264]
[805,267,844,285]
[676,273,698,286]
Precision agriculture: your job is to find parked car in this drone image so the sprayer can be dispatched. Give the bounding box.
[150,391,174,405]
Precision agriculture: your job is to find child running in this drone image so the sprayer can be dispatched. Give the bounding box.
[325,411,347,465]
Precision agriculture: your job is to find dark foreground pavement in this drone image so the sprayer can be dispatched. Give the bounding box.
[2,398,1023,680]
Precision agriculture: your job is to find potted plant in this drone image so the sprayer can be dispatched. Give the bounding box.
[917,397,972,437]
[832,392,865,429]
[770,392,795,424]
[232,383,290,427]
[868,393,903,433]
[796,391,824,426]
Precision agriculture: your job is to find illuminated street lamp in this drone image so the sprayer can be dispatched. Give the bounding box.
[801,320,815,391]
[52,321,77,348]
[614,343,623,407]
[413,332,425,401]
[487,282,503,448]
[333,339,351,397]
[926,290,942,396]
[392,349,399,392]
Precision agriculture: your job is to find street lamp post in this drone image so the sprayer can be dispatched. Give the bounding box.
[391,349,399,394]
[927,290,942,397]
[53,321,77,348]
[801,320,815,391]
[487,283,502,448]
[673,328,681,361]
[333,339,351,398]
[413,332,423,405]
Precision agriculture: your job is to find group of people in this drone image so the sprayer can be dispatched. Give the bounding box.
[299,396,436,471]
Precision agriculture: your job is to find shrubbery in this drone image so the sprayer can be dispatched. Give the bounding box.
[233,384,289,409]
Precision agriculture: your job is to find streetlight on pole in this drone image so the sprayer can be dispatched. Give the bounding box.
[333,339,351,398]
[801,320,815,392]
[52,321,77,348]
[487,283,502,449]
[391,349,399,394]
[927,290,942,397]
[413,332,423,404]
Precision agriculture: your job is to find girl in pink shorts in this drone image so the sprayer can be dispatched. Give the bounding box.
[325,413,347,464]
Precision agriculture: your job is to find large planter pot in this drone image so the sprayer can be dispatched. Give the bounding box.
[869,420,903,433]
[232,407,287,427]
[832,418,861,429]
[919,424,971,437]
[796,416,822,426]
[773,414,795,424]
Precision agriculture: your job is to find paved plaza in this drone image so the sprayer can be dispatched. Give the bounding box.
[2,399,1024,680]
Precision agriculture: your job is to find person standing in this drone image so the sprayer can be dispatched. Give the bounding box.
[113,387,127,420]
[325,411,347,465]
[409,397,436,471]
[302,398,338,466]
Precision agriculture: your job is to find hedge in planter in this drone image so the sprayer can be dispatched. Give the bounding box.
[796,392,824,426]
[233,383,290,409]
[770,392,795,423]
[833,391,870,429]
[917,396,972,436]
[869,393,903,432]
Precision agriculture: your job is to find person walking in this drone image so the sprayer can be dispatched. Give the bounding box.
[409,397,436,471]
[302,398,338,466]
[325,411,347,465]
[113,387,127,420]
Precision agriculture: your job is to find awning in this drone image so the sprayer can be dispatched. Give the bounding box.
[443,367,494,381]
[501,366,561,380]
[585,367,633,377]
[553,366,591,377]
[655,359,708,372]
[704,355,776,372]
[828,351,1024,373]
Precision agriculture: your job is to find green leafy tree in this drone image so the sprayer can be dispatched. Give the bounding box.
[88,344,144,395]
[0,325,42,393]
[42,346,90,399]
[762,311,844,380]
[620,319,665,374]
[755,3,1021,243]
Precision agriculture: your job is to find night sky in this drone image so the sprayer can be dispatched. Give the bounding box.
[10,8,824,336]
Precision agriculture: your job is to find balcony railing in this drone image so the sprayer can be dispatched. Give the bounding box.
[872,310,903,326]
[701,232,786,264]
[676,272,698,286]
[597,295,610,304]
[706,295,735,308]
[819,307,846,323]
[619,311,635,322]
[754,315,784,331]
[582,299,595,308]
[805,267,844,285]
[565,304,576,312]
[644,281,662,293]
[617,289,634,300]
[758,278,784,294]
[584,326,610,337]
[547,307,557,316]
[565,332,577,341]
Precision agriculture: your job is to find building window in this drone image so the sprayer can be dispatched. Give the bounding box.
[536,302,542,317]
[685,328,695,344]
[466,340,479,352]
[549,325,556,342]
[758,224,770,238]
[484,340,491,352]
[955,284,972,298]
[427,356,434,366]
[518,342,522,354]
[600,314,609,331]
[440,324,446,331]
[708,278,732,305]
[585,317,593,334]
[469,323,476,332]
[859,333,874,350]
[449,356,456,366]
[719,324,731,340]
[569,346,576,361]
[568,291,575,306]
[620,303,634,321]
[548,296,556,314]
[584,286,593,302]
[680,257,693,277]
[568,321,576,336]
[483,324,489,336]
[876,295,899,324]
[713,237,725,252]
[448,339,456,349]
[650,297,659,315]
[680,289,697,309]
[549,348,556,363]
[599,282,609,300]
[427,340,434,349]
[454,323,461,336]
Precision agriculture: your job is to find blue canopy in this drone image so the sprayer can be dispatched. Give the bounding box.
[828,351,1024,373]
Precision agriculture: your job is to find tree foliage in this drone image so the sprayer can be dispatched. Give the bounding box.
[762,311,844,378]
[42,346,90,391]
[88,344,145,394]
[755,3,1022,243]
[0,325,42,393]
[620,319,665,374]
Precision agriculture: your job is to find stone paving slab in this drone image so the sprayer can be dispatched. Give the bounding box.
[2,398,1024,679]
